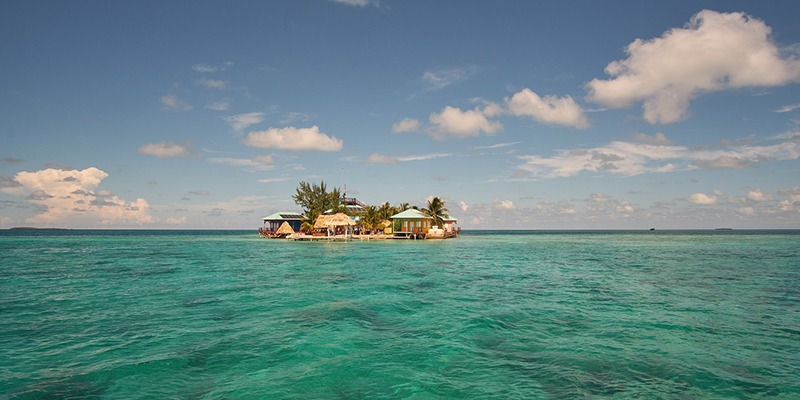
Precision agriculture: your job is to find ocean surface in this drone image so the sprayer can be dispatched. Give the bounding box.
[1,230,799,399]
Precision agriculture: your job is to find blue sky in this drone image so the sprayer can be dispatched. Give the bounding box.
[2,0,800,229]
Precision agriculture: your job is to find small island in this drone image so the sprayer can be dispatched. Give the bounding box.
[258,181,459,241]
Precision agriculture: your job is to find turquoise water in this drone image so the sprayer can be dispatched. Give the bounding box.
[1,230,799,399]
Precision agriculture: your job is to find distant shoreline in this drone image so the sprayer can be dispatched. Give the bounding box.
[10,227,71,230]
[4,228,800,232]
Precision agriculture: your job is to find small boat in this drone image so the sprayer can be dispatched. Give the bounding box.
[649,227,655,231]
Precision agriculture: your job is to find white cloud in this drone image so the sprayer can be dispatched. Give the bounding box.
[208,155,275,172]
[192,62,233,73]
[493,199,516,210]
[223,112,264,132]
[165,216,187,225]
[206,99,231,111]
[738,207,755,215]
[422,67,477,90]
[160,95,192,112]
[138,141,202,159]
[397,153,451,162]
[428,106,502,140]
[0,216,13,227]
[460,201,469,212]
[331,0,374,6]
[517,138,799,179]
[586,10,800,124]
[365,154,399,164]
[363,152,452,163]
[778,186,800,202]
[689,193,718,205]
[392,118,421,133]
[585,193,635,215]
[244,126,343,151]
[473,142,521,150]
[746,189,775,202]
[691,156,752,169]
[774,103,800,113]
[258,177,290,183]
[1,168,154,226]
[506,88,589,129]
[198,77,226,89]
[192,64,217,72]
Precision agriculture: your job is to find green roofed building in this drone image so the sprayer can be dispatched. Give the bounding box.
[389,209,432,237]
[261,212,303,234]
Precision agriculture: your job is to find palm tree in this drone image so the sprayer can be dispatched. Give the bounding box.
[361,205,380,233]
[423,197,449,228]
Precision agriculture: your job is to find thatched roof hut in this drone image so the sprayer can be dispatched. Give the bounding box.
[275,221,295,236]
[313,213,356,229]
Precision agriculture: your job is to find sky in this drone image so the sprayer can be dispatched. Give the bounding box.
[2,0,800,229]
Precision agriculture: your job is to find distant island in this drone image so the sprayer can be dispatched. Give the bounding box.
[10,227,70,230]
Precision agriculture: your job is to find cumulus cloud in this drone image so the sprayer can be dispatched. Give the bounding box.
[517,138,799,179]
[506,88,589,129]
[223,112,264,132]
[778,186,800,202]
[208,155,275,172]
[428,106,502,140]
[243,126,343,151]
[747,189,775,202]
[160,95,192,112]
[165,216,187,225]
[392,118,421,133]
[586,193,634,215]
[0,168,154,226]
[689,193,718,205]
[138,141,202,159]
[492,199,517,210]
[586,10,800,124]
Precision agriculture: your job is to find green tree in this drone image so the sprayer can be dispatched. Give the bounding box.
[361,205,379,231]
[423,197,449,228]
[292,181,343,225]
